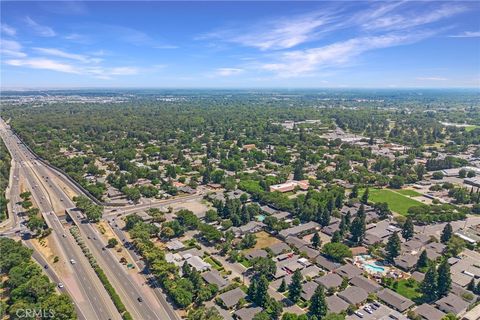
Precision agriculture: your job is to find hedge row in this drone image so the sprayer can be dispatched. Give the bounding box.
[70,227,132,320]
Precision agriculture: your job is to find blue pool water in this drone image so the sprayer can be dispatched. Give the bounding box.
[364,263,386,273]
[256,214,266,222]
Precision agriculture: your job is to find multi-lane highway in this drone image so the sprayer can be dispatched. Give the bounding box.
[0,117,177,320]
[0,119,122,320]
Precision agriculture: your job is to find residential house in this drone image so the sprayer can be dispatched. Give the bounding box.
[349,276,381,293]
[202,270,228,290]
[435,294,470,315]
[316,273,343,290]
[335,264,363,280]
[338,286,368,305]
[301,281,319,301]
[217,288,246,309]
[414,304,446,320]
[327,295,350,314]
[234,307,263,320]
[377,288,414,312]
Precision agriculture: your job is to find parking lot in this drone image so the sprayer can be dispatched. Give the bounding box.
[347,303,408,320]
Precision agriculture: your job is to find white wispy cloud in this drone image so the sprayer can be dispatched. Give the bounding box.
[0,39,27,58]
[33,47,102,63]
[361,4,467,31]
[417,77,448,81]
[260,32,433,78]
[448,31,480,38]
[200,8,341,51]
[5,58,79,73]
[6,56,142,79]
[215,68,244,76]
[1,23,16,36]
[24,16,56,37]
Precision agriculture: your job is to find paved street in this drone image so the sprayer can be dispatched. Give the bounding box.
[0,119,122,320]
[1,117,179,320]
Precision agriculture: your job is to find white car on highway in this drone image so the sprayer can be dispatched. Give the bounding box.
[70,259,76,265]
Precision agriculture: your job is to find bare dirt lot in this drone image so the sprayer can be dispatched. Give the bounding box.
[251,231,281,250]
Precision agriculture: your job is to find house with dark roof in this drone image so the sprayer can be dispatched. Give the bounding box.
[285,236,308,250]
[424,242,446,260]
[414,304,446,320]
[337,286,368,305]
[301,265,321,279]
[335,264,363,279]
[349,276,381,293]
[272,211,291,220]
[202,270,228,290]
[316,273,343,290]
[234,306,263,320]
[217,287,246,309]
[300,246,320,260]
[301,281,319,301]
[435,293,470,315]
[394,254,418,271]
[260,205,277,215]
[279,221,321,239]
[327,295,350,314]
[269,242,291,256]
[322,222,340,236]
[377,288,415,312]
[245,249,268,261]
[411,271,425,282]
[315,255,341,271]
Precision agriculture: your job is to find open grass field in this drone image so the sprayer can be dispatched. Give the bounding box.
[362,188,423,215]
[465,125,479,132]
[391,279,422,301]
[395,189,422,197]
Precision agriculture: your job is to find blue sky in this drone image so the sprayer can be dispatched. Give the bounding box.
[1,1,479,88]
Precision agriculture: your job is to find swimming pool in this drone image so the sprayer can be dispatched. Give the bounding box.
[364,263,386,273]
[357,255,387,274]
[256,214,266,222]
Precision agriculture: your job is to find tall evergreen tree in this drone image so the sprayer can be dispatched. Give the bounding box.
[402,217,414,240]
[416,250,429,270]
[293,160,304,181]
[247,277,258,302]
[386,232,401,262]
[182,261,192,277]
[309,285,327,319]
[350,216,365,245]
[288,270,303,303]
[467,278,476,293]
[420,263,438,303]
[350,185,359,199]
[331,231,342,243]
[361,187,369,204]
[441,223,453,244]
[278,278,287,292]
[437,259,451,297]
[311,232,321,249]
[255,275,270,307]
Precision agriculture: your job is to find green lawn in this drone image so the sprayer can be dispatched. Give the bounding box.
[204,256,223,271]
[395,189,422,197]
[362,188,423,215]
[391,279,422,301]
[465,125,479,132]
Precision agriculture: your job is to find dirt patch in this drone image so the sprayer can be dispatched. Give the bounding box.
[51,175,78,202]
[95,221,135,268]
[169,198,211,218]
[252,231,281,250]
[31,235,68,276]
